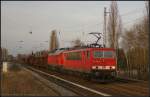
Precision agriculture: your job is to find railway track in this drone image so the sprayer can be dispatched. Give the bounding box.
[23,67,78,96]
[25,66,111,96]
[25,65,149,96]
[116,76,148,83]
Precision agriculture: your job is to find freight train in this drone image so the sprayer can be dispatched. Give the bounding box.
[22,46,116,80]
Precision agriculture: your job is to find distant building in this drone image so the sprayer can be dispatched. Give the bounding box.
[34,50,48,57]
[1,47,8,61]
[17,54,26,60]
[17,54,27,63]
[50,30,59,51]
[7,55,14,61]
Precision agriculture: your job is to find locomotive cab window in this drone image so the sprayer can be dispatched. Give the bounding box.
[93,51,103,58]
[104,51,114,58]
[93,51,114,58]
[66,52,81,60]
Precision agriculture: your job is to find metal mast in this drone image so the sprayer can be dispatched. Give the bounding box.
[104,7,110,47]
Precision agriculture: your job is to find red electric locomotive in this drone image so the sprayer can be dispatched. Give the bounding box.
[48,32,117,79]
[48,47,116,79]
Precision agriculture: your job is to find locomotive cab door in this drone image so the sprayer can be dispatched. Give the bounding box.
[82,51,90,72]
[83,51,86,65]
[82,51,86,71]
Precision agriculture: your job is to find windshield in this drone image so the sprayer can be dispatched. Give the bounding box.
[93,51,103,58]
[104,51,114,58]
[93,51,114,58]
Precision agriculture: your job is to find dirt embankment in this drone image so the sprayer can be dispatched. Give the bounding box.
[1,63,59,96]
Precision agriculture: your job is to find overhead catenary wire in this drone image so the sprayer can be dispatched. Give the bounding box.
[55,8,143,33]
[59,16,143,45]
[46,8,144,47]
[123,16,143,25]
[120,8,143,17]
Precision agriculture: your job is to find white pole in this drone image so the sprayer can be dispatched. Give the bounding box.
[3,62,8,73]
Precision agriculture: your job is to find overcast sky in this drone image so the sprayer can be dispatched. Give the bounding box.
[1,1,146,56]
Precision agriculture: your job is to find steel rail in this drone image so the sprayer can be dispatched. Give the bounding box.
[27,66,111,96]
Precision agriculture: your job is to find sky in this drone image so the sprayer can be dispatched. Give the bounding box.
[1,1,146,56]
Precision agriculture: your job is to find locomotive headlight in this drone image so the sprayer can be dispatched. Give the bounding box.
[92,66,96,69]
[112,66,115,69]
[98,66,102,69]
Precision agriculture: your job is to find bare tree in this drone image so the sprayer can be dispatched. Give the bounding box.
[134,21,148,48]
[145,1,149,17]
[72,38,84,48]
[122,29,136,49]
[121,6,149,50]
[132,1,149,49]
[145,0,149,47]
[50,30,59,51]
[107,1,123,72]
[107,1,122,49]
[120,1,149,80]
